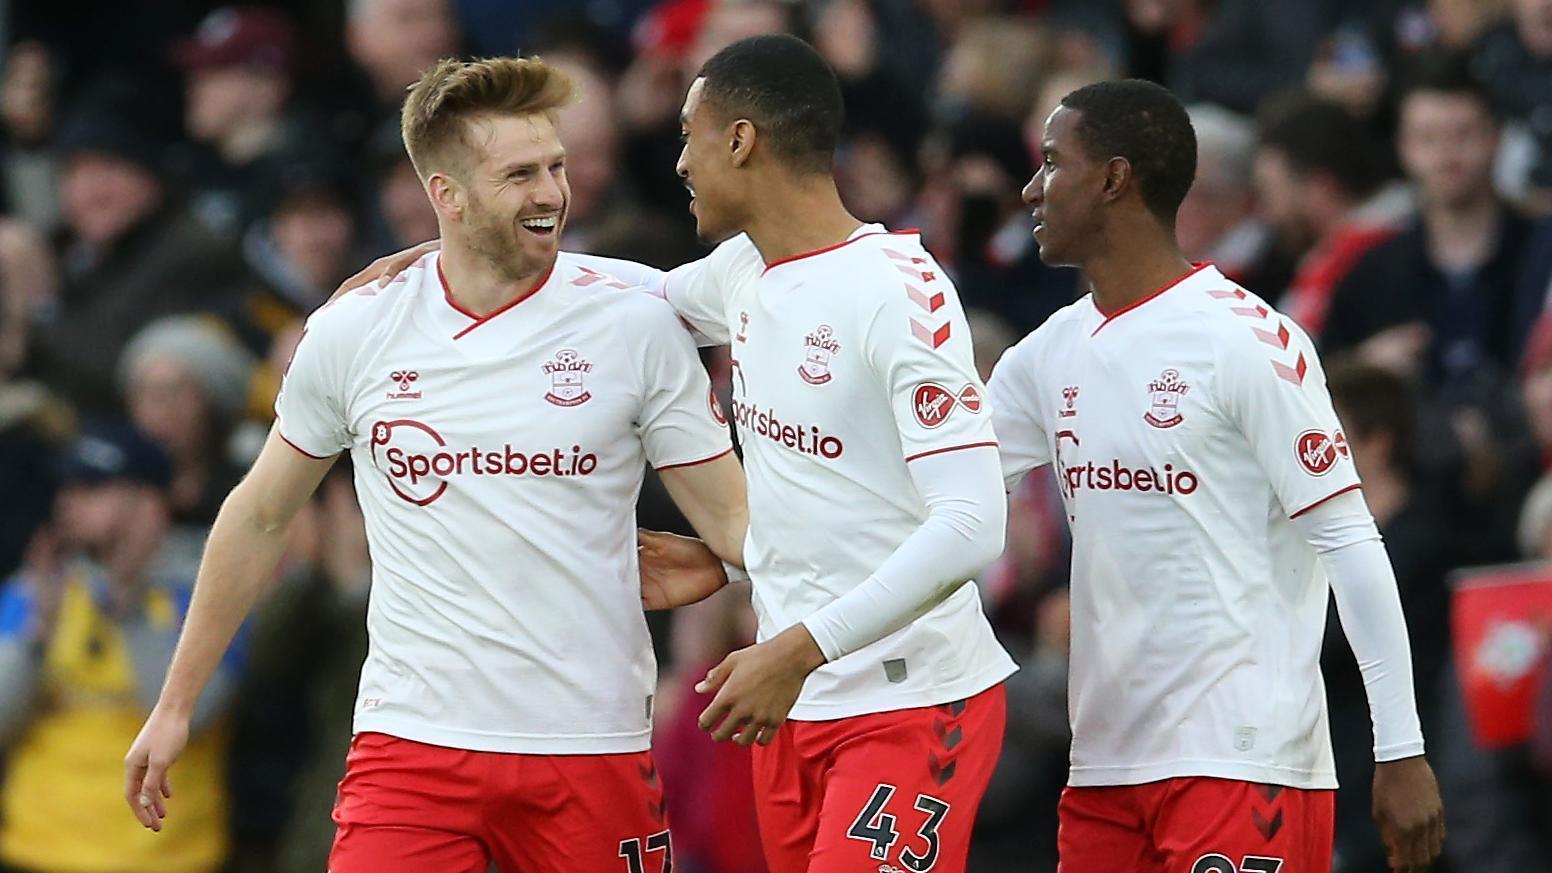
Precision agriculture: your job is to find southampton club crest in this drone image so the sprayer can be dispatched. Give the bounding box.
[543,349,593,407]
[799,324,840,385]
[1144,368,1189,429]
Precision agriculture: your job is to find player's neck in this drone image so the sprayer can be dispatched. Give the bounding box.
[1083,225,1195,316]
[742,175,864,266]
[438,244,553,317]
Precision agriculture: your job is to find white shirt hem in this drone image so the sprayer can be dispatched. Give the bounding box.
[1067,759,1339,790]
[787,663,1015,722]
[354,715,652,755]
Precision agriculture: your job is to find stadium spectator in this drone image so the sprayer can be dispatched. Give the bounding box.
[218,161,361,358]
[1254,92,1408,336]
[0,41,59,231]
[1473,0,1552,207]
[28,94,246,415]
[0,421,241,873]
[360,118,438,256]
[1178,103,1270,281]
[1326,53,1540,388]
[935,16,1053,123]
[1172,0,1350,113]
[120,316,255,529]
[344,0,460,110]
[171,6,309,238]
[919,111,1076,333]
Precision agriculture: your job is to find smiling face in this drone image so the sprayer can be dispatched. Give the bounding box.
[676,77,747,244]
[1022,105,1108,267]
[439,112,568,280]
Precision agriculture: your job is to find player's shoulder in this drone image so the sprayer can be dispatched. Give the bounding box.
[1181,269,1311,357]
[835,227,943,283]
[305,252,433,341]
[833,229,966,323]
[550,252,688,343]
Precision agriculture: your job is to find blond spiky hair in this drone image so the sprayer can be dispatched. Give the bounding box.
[400,56,579,180]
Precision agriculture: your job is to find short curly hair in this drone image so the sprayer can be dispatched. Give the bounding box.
[400,56,579,180]
[1059,79,1197,223]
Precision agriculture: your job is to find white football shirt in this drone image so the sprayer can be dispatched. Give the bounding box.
[664,226,1017,720]
[990,264,1360,788]
[275,251,732,754]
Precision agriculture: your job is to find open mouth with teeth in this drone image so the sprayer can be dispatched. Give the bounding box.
[519,214,560,237]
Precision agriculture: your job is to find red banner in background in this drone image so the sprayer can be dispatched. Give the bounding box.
[1452,563,1552,749]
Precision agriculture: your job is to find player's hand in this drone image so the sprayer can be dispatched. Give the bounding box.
[123,704,187,832]
[696,624,827,746]
[1372,755,1445,872]
[638,529,729,610]
[332,239,440,300]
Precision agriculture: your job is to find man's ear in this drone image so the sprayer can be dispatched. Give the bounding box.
[729,119,757,168]
[427,171,464,221]
[1102,156,1133,204]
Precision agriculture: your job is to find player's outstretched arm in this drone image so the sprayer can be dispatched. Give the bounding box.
[123,427,334,834]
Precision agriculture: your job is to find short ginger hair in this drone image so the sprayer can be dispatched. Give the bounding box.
[400,56,579,180]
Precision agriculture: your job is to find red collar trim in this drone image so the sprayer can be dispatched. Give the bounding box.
[761,228,920,275]
[439,255,556,340]
[1090,262,1212,337]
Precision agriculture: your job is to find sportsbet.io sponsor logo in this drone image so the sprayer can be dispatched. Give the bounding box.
[1061,458,1199,496]
[1053,431,1198,499]
[369,419,599,505]
[727,398,843,459]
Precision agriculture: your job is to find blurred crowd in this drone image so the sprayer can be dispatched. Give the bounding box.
[0,0,1549,871]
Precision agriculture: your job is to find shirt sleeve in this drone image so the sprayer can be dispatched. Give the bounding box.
[1215,311,1361,517]
[862,266,998,462]
[988,339,1052,490]
[628,297,735,469]
[1293,490,1426,760]
[801,444,1006,660]
[273,314,352,459]
[661,234,763,346]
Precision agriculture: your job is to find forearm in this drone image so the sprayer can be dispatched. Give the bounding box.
[156,490,292,719]
[801,447,1006,660]
[1296,491,1425,760]
[0,636,43,745]
[700,507,747,569]
[124,617,236,733]
[659,455,748,569]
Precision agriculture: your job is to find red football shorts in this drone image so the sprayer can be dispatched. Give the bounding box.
[1057,776,1335,873]
[329,732,674,873]
[752,684,1006,873]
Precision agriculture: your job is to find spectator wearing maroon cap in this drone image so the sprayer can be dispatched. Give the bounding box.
[171,6,323,239]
